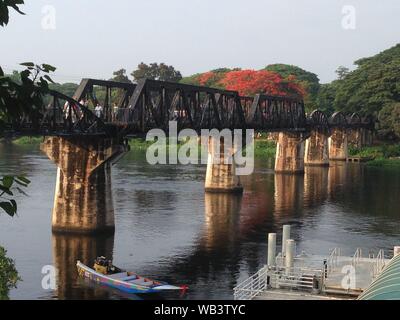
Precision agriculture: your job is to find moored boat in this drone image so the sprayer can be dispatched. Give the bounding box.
[77,257,187,294]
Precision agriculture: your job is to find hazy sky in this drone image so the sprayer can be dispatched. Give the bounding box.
[1,0,399,84]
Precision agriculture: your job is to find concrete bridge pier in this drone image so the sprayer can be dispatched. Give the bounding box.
[205,136,243,193]
[41,136,129,234]
[328,128,348,161]
[304,130,329,166]
[348,128,363,148]
[362,128,374,146]
[275,132,305,173]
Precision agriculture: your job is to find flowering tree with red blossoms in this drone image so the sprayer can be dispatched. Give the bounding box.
[218,70,305,98]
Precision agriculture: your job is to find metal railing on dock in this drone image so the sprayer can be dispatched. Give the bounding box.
[372,249,386,278]
[327,248,341,274]
[352,248,362,266]
[234,266,324,300]
[233,266,269,300]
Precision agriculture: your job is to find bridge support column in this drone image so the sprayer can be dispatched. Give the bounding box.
[41,136,128,234]
[362,128,374,146]
[275,132,305,173]
[304,130,329,166]
[348,128,362,148]
[328,128,348,161]
[205,137,243,193]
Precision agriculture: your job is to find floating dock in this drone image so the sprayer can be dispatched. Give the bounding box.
[234,225,393,300]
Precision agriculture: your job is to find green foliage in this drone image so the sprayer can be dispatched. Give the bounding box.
[335,66,350,80]
[0,0,24,27]
[316,82,338,115]
[180,68,238,88]
[49,82,78,98]
[0,246,20,300]
[254,139,277,158]
[0,176,30,217]
[264,64,320,111]
[366,158,400,170]
[333,44,400,117]
[12,136,42,145]
[0,63,56,134]
[378,102,400,140]
[349,144,400,159]
[132,63,182,82]
[111,69,131,84]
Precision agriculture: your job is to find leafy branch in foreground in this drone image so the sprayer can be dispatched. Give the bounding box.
[0,246,20,300]
[0,176,30,217]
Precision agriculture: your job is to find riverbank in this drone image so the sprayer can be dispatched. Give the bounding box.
[0,136,43,146]
[128,137,277,158]
[350,144,400,170]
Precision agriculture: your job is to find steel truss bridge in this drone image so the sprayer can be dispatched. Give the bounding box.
[6,78,376,138]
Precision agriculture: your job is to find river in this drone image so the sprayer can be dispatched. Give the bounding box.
[0,142,399,299]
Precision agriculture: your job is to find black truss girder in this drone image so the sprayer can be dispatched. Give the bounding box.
[247,94,307,132]
[9,89,107,136]
[125,79,246,133]
[5,77,376,137]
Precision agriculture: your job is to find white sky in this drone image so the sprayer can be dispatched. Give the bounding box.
[1,0,399,84]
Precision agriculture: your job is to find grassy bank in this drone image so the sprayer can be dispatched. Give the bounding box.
[366,158,400,169]
[350,143,400,170]
[128,137,276,158]
[11,136,43,145]
[349,144,400,159]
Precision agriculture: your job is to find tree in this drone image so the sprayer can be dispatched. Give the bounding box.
[180,68,240,88]
[111,68,131,83]
[316,82,339,115]
[219,69,305,98]
[333,44,400,116]
[1,1,45,217]
[265,64,320,111]
[335,66,350,80]
[131,62,182,82]
[378,103,400,140]
[0,246,20,300]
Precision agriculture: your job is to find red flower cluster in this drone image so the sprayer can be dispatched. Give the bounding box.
[219,70,305,98]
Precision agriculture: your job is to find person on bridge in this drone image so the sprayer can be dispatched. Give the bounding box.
[112,103,118,121]
[95,103,104,119]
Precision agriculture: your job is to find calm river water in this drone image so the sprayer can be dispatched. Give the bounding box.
[0,142,399,299]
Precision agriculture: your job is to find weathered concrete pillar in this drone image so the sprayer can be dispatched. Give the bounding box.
[348,128,362,148]
[205,137,243,193]
[41,136,128,234]
[304,130,329,166]
[275,132,305,173]
[328,128,348,161]
[362,129,374,146]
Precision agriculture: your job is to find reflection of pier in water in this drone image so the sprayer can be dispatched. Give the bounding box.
[52,162,394,299]
[52,233,114,299]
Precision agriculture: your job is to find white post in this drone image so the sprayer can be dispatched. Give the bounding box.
[285,239,295,274]
[267,233,277,267]
[282,225,291,257]
[394,246,400,257]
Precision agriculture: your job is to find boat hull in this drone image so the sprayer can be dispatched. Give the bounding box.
[76,261,181,294]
